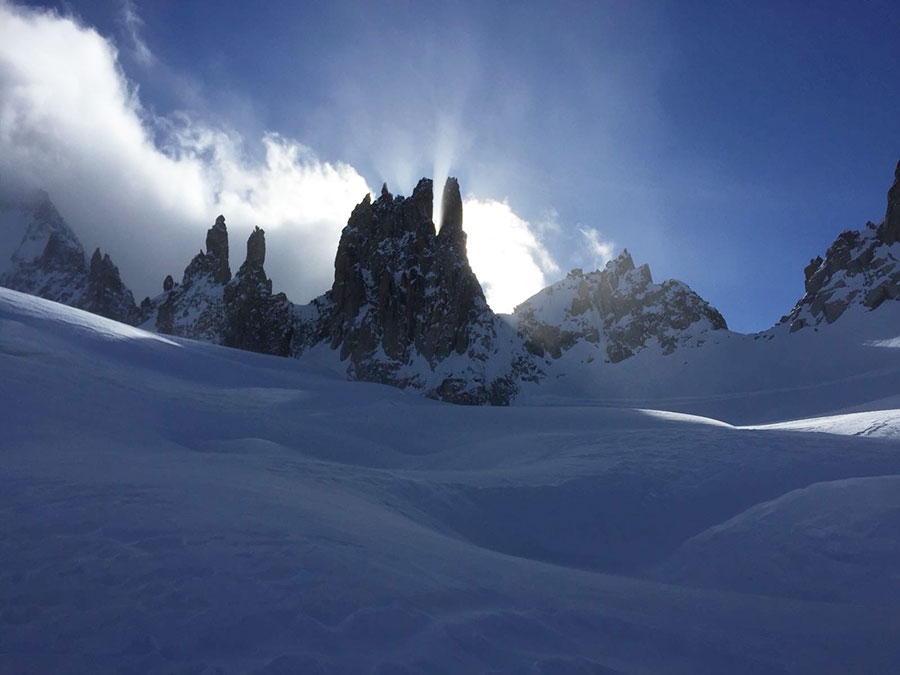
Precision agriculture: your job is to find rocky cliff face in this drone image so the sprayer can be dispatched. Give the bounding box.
[223,226,293,355]
[295,178,530,404]
[151,216,232,342]
[1,191,138,323]
[145,218,294,355]
[513,250,728,364]
[783,161,900,331]
[82,248,141,323]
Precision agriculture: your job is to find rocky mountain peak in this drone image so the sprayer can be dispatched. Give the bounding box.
[437,177,463,246]
[300,177,523,404]
[877,158,900,244]
[1,191,137,323]
[246,226,266,267]
[222,226,292,356]
[10,191,83,267]
[152,215,234,341]
[83,247,138,323]
[784,159,900,331]
[608,248,635,274]
[204,215,232,284]
[514,251,726,363]
[602,249,653,290]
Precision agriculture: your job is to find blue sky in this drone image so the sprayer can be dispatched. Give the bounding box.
[1,0,898,331]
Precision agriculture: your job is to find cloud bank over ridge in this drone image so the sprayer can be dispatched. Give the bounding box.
[0,2,566,312]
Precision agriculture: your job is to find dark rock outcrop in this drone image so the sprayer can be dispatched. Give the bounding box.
[784,160,900,331]
[1,191,138,323]
[294,177,528,404]
[206,215,232,283]
[223,227,293,355]
[514,250,728,363]
[152,216,233,341]
[877,159,900,245]
[81,248,139,323]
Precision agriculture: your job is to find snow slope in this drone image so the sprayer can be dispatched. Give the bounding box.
[2,287,900,673]
[517,300,900,425]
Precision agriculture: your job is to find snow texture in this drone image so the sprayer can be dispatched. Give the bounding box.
[3,286,900,673]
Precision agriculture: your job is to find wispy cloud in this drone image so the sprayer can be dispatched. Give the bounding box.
[118,0,153,66]
[577,226,615,271]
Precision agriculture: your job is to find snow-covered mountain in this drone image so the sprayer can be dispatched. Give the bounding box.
[3,160,900,672]
[142,217,293,355]
[512,249,727,363]
[0,190,138,323]
[146,214,232,342]
[3,159,900,407]
[291,178,534,405]
[783,159,900,330]
[3,285,900,673]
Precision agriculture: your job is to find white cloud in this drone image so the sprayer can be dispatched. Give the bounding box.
[463,197,559,313]
[577,226,615,271]
[0,2,558,315]
[0,2,369,303]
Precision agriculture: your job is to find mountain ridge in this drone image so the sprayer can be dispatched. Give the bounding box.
[3,161,899,404]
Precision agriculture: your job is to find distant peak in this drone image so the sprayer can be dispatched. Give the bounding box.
[606,249,635,274]
[31,191,67,229]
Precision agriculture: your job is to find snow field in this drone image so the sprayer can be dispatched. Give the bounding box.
[2,288,900,673]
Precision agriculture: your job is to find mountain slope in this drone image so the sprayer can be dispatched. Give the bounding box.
[783,159,900,331]
[3,286,900,673]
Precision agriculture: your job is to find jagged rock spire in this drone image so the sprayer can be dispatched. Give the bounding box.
[220,224,293,356]
[246,226,266,267]
[310,176,517,404]
[82,248,139,323]
[437,177,463,245]
[878,158,900,244]
[411,177,434,224]
[205,215,231,284]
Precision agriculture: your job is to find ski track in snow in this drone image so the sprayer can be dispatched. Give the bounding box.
[2,287,900,674]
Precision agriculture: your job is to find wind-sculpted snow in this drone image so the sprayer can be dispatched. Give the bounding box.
[655,475,900,605]
[3,287,900,673]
